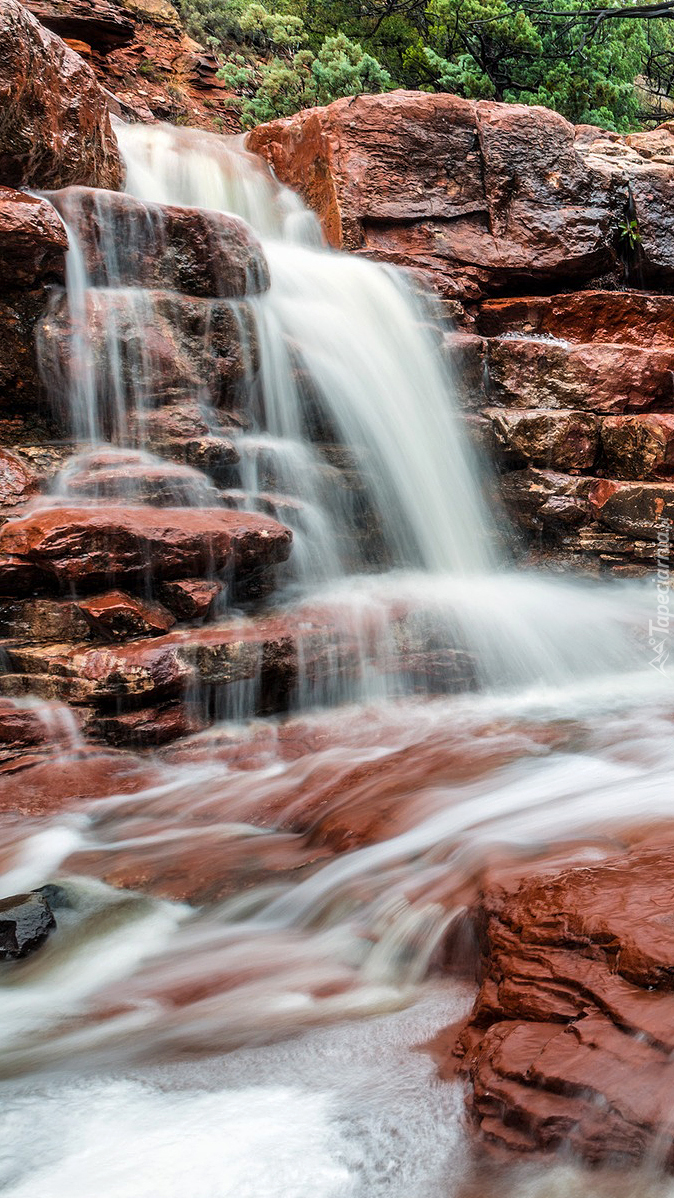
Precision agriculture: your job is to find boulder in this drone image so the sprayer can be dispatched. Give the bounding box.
[0,891,56,959]
[589,479,674,539]
[0,505,293,594]
[0,188,68,287]
[449,841,674,1166]
[158,577,221,620]
[249,92,626,300]
[485,336,674,415]
[47,188,270,297]
[6,617,298,706]
[477,291,674,346]
[76,590,176,639]
[0,0,122,190]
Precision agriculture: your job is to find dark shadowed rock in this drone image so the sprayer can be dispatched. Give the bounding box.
[0,891,56,960]
[158,577,221,620]
[0,0,122,190]
[25,0,135,50]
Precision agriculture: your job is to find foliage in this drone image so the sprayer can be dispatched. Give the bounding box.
[219,32,392,126]
[176,0,674,130]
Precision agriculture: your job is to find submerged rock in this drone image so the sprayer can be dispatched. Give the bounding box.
[0,891,56,960]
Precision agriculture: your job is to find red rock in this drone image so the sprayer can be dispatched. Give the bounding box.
[249,92,625,300]
[76,591,176,640]
[0,698,62,749]
[69,13,241,134]
[48,187,270,298]
[0,0,122,190]
[0,188,68,287]
[5,616,297,706]
[85,702,203,748]
[39,289,258,417]
[25,0,135,51]
[477,291,674,346]
[0,449,40,512]
[0,747,161,815]
[0,504,292,594]
[158,577,221,620]
[449,840,674,1166]
[485,335,674,415]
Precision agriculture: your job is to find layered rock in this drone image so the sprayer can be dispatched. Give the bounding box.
[0,0,122,190]
[445,840,674,1167]
[24,0,240,132]
[0,504,292,593]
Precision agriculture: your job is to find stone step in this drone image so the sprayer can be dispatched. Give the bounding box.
[47,187,270,298]
[0,503,293,596]
[476,291,674,347]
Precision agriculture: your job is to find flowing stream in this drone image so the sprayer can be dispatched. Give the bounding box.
[2,122,674,1196]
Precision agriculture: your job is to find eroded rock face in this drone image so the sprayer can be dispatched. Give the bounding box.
[0,0,122,190]
[447,842,674,1166]
[0,505,293,594]
[26,0,135,50]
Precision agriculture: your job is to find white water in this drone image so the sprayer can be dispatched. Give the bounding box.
[2,120,674,1194]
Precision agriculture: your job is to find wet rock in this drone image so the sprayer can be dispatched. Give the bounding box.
[589,479,674,538]
[0,504,292,594]
[158,577,221,620]
[47,188,270,298]
[0,188,68,288]
[0,698,53,749]
[38,288,258,427]
[600,414,674,479]
[0,597,92,642]
[449,841,674,1166]
[5,617,298,708]
[249,92,625,300]
[499,469,595,533]
[0,0,122,190]
[0,449,40,513]
[477,291,674,346]
[76,591,176,640]
[85,702,204,747]
[487,409,599,471]
[0,891,56,960]
[485,336,674,415]
[25,0,135,50]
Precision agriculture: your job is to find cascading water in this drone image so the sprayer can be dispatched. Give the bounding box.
[2,120,674,1198]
